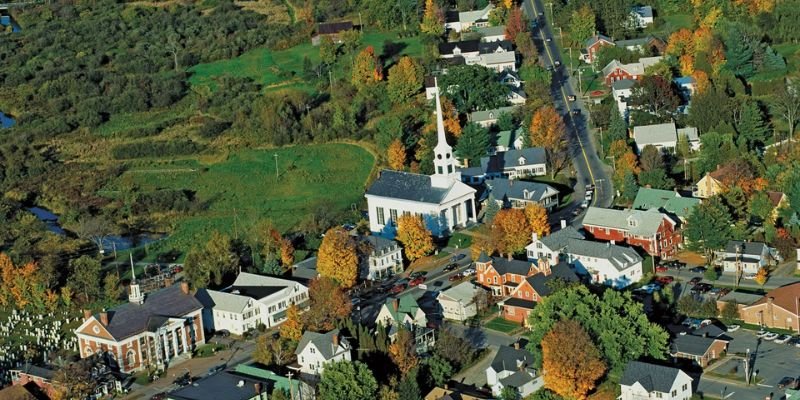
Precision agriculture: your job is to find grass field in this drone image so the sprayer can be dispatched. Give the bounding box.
[485,317,522,333]
[105,143,375,256]
[189,30,423,92]
[652,14,693,36]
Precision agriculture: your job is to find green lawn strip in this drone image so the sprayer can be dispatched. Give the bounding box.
[103,143,374,259]
[189,30,422,92]
[446,232,473,249]
[193,343,228,358]
[484,317,521,333]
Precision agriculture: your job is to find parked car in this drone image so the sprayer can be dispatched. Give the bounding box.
[350,297,362,306]
[448,274,462,281]
[389,284,406,294]
[744,273,757,280]
[410,271,426,279]
[215,329,230,338]
[409,277,425,286]
[554,60,561,67]
[775,334,793,344]
[788,337,800,347]
[689,277,702,285]
[207,364,226,376]
[756,330,769,338]
[763,332,780,341]
[451,254,466,262]
[444,263,459,272]
[690,266,707,273]
[463,268,476,276]
[655,265,669,273]
[691,283,713,293]
[580,199,589,208]
[545,37,552,42]
[778,377,798,390]
[568,95,576,102]
[726,324,740,332]
[655,276,674,285]
[666,261,685,269]
[635,283,661,294]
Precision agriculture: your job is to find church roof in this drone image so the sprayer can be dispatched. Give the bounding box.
[366,170,451,203]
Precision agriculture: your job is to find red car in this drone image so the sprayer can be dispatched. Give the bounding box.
[409,277,426,286]
[389,284,406,294]
[655,276,674,285]
[449,274,462,281]
[655,265,668,273]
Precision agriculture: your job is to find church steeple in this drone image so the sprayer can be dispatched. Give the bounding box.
[128,253,144,304]
[431,78,460,188]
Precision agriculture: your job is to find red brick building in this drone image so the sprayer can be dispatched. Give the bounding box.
[581,34,614,64]
[582,207,682,258]
[74,281,205,373]
[475,253,579,324]
[602,56,664,86]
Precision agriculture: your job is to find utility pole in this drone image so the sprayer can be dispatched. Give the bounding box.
[578,68,583,96]
[547,2,553,21]
[287,371,295,400]
[329,70,333,93]
[274,154,279,180]
[568,47,573,73]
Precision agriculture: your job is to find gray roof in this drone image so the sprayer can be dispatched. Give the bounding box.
[487,178,558,204]
[480,148,546,174]
[100,284,203,340]
[538,226,585,251]
[477,251,491,263]
[487,257,532,276]
[564,239,643,271]
[500,369,536,388]
[459,4,493,23]
[440,282,485,303]
[480,51,516,66]
[677,127,698,142]
[632,5,653,18]
[12,363,55,380]
[229,272,304,301]
[724,240,768,256]
[296,329,349,360]
[718,290,762,306]
[357,235,398,256]
[366,170,449,203]
[612,79,637,91]
[585,34,613,48]
[195,289,250,314]
[439,40,480,55]
[291,257,318,282]
[615,37,650,48]
[671,334,726,356]
[583,207,671,237]
[621,361,685,393]
[479,40,513,54]
[490,343,534,373]
[475,25,506,37]
[469,106,518,123]
[167,371,272,400]
[633,122,678,147]
[525,262,580,297]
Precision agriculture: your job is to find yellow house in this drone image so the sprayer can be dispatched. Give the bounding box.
[693,172,726,198]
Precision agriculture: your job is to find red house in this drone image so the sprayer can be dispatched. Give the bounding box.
[582,207,681,258]
[475,253,579,324]
[581,34,614,64]
[602,56,664,86]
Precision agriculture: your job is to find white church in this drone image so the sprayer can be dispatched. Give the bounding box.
[365,82,477,237]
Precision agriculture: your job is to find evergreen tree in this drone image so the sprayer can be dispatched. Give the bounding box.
[685,196,733,254]
[483,193,500,223]
[262,257,283,276]
[723,186,748,222]
[398,369,421,400]
[455,123,489,167]
[762,45,787,72]
[604,110,628,156]
[620,170,639,201]
[724,27,755,78]
[736,101,769,149]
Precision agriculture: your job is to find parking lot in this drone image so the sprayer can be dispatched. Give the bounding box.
[698,328,800,399]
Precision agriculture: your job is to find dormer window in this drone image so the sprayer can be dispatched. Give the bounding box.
[523,189,530,199]
[489,112,494,119]
[453,46,461,55]
[518,156,526,165]
[628,218,638,227]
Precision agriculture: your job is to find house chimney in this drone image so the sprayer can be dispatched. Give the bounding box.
[444,383,449,390]
[560,219,567,229]
[703,332,708,338]
[393,298,400,311]
[532,232,538,242]
[164,277,173,287]
[180,281,190,295]
[254,383,262,394]
[514,341,520,350]
[99,311,109,326]
[83,309,92,321]
[332,333,339,347]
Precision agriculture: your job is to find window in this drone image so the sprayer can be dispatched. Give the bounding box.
[310,347,315,354]
[672,390,677,396]
[493,276,498,284]
[654,393,662,399]
[390,209,398,223]
[507,307,515,315]
[377,208,385,225]
[682,384,688,391]
[126,350,136,366]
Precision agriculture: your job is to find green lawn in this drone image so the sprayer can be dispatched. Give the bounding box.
[189,30,423,92]
[651,14,693,36]
[484,317,522,333]
[105,143,375,257]
[446,232,473,249]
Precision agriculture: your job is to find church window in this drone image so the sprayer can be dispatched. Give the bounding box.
[437,154,442,159]
[126,350,136,366]
[377,208,385,225]
[437,166,443,174]
[446,153,451,159]
[447,165,453,173]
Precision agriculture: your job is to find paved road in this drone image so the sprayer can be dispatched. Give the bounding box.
[521,0,614,216]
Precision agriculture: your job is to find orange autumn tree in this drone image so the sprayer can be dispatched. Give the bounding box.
[279,304,304,342]
[317,227,359,288]
[692,70,710,95]
[303,277,353,331]
[425,96,462,137]
[396,214,435,261]
[755,267,768,286]
[542,320,606,399]
[387,138,406,170]
[530,106,568,177]
[0,253,45,310]
[388,327,419,377]
[492,208,532,256]
[352,46,383,90]
[505,7,526,42]
[420,0,444,36]
[525,203,550,238]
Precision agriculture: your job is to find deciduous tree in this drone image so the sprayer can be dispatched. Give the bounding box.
[755,267,768,286]
[569,5,596,47]
[439,65,509,113]
[505,7,527,43]
[630,76,681,116]
[318,361,378,400]
[387,56,423,103]
[317,227,359,288]
[254,335,295,366]
[320,36,339,66]
[542,320,606,399]
[530,106,569,177]
[352,46,383,89]
[525,203,550,238]
[389,327,419,377]
[280,304,303,341]
[420,0,445,36]
[388,138,407,170]
[184,231,237,288]
[396,214,435,261]
[303,277,353,331]
[492,208,532,256]
[67,256,102,304]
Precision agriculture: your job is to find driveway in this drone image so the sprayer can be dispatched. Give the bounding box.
[697,329,800,399]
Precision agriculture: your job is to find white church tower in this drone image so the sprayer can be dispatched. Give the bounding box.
[431,78,461,188]
[128,254,145,304]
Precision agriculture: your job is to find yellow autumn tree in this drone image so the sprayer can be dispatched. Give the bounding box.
[525,203,550,238]
[666,29,694,57]
[420,0,444,36]
[387,138,406,170]
[692,70,710,95]
[279,304,304,342]
[396,214,435,261]
[317,227,359,288]
[425,96,462,137]
[492,208,532,256]
[388,327,419,377]
[542,320,606,399]
[755,267,768,286]
[352,46,383,90]
[280,238,295,267]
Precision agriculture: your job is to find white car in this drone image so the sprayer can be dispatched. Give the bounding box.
[545,37,552,42]
[763,332,779,341]
[756,330,769,338]
[774,334,792,344]
[744,273,757,280]
[726,324,740,332]
[463,268,476,276]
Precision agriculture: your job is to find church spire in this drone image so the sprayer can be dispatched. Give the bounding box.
[431,78,460,187]
[128,253,144,304]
